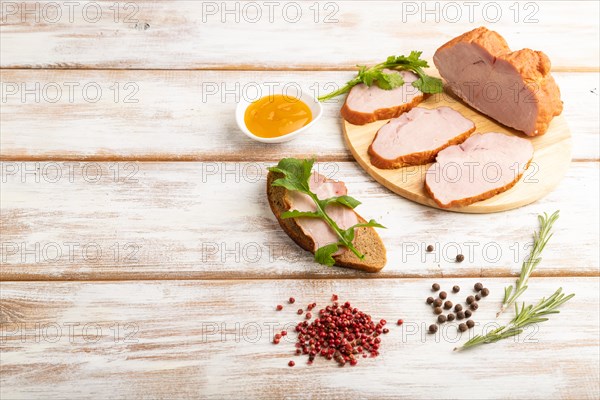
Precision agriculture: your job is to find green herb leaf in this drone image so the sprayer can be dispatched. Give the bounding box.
[268,157,384,267]
[321,195,362,209]
[413,74,443,93]
[280,210,321,219]
[349,219,387,230]
[314,243,340,267]
[374,70,405,90]
[268,158,315,194]
[318,51,442,101]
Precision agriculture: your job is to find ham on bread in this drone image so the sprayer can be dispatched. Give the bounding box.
[368,106,476,169]
[433,27,562,136]
[424,132,534,208]
[341,70,425,125]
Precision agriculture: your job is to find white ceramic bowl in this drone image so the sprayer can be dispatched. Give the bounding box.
[235,90,323,143]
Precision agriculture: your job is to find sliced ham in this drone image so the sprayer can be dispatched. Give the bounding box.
[433,27,562,136]
[368,106,475,169]
[341,70,425,125]
[425,132,534,208]
[288,172,358,252]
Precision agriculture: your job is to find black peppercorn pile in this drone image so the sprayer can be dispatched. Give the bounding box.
[426,282,490,333]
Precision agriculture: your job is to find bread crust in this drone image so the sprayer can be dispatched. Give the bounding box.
[340,92,427,126]
[434,27,562,136]
[266,172,386,272]
[367,124,476,169]
[424,158,533,209]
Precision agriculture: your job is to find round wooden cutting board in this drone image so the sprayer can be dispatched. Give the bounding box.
[342,91,572,213]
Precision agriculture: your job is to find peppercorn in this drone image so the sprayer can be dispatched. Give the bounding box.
[456,254,465,262]
[437,314,447,323]
[452,285,460,293]
[426,244,434,252]
[428,324,438,334]
[434,306,443,315]
[475,294,482,301]
[305,312,312,319]
[383,328,389,334]
[281,331,287,336]
[474,282,483,291]
[444,300,453,310]
[433,299,443,307]
[465,309,472,318]
[276,304,283,311]
[481,288,490,297]
[432,283,440,291]
[289,297,295,304]
[456,311,465,320]
[447,313,456,322]
[426,297,435,305]
[454,304,463,312]
[466,295,475,304]
[458,323,468,332]
[397,319,404,326]
[288,360,295,367]
[439,291,448,300]
[470,302,479,311]
[297,309,303,315]
[466,320,475,329]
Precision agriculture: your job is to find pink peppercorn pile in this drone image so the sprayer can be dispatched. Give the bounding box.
[293,300,385,367]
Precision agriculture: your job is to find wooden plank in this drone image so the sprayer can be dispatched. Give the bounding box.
[0,70,597,161]
[0,278,597,399]
[1,1,598,70]
[1,161,598,280]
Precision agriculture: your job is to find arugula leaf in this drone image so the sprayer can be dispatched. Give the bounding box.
[318,51,443,101]
[349,219,386,230]
[321,195,362,209]
[280,210,321,219]
[269,158,385,267]
[314,243,340,267]
[269,158,314,194]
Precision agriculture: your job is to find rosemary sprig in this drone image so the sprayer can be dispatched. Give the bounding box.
[497,211,560,317]
[455,288,574,351]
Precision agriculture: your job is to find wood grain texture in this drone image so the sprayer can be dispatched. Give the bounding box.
[343,93,572,213]
[1,161,598,280]
[0,70,598,161]
[1,278,598,399]
[1,1,598,70]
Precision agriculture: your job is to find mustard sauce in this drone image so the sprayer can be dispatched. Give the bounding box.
[244,94,312,138]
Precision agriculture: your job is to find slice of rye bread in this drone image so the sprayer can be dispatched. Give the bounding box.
[341,93,427,126]
[266,171,386,272]
[424,159,532,208]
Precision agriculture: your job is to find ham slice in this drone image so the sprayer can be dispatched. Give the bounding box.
[368,107,475,169]
[341,70,425,125]
[425,132,534,208]
[433,27,562,136]
[288,172,358,252]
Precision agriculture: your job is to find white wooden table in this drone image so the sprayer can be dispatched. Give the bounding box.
[1,1,599,398]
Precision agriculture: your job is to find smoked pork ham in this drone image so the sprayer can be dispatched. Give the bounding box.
[368,107,475,169]
[433,27,562,136]
[341,70,425,125]
[425,132,534,208]
[288,173,358,252]
[267,171,386,272]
